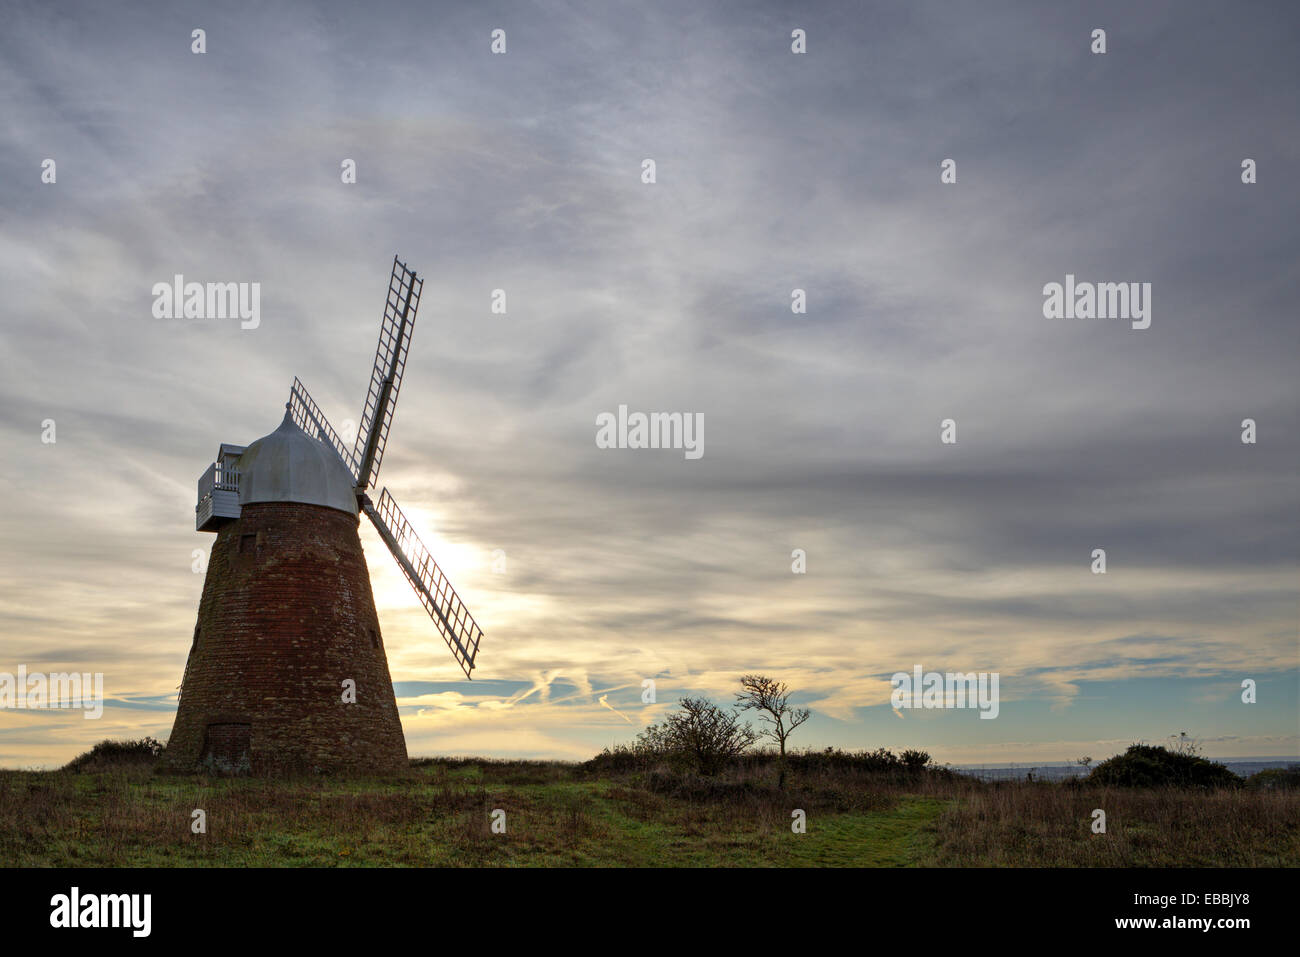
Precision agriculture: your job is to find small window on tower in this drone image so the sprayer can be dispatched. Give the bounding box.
[370,629,381,650]
[191,625,201,652]
[240,533,257,554]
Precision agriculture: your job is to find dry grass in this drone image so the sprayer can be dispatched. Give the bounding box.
[930,780,1300,866]
[0,763,609,866]
[1,758,1296,867]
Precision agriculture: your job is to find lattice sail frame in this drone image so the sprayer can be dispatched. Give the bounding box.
[363,488,482,679]
[281,256,483,680]
[353,256,421,492]
[289,377,360,479]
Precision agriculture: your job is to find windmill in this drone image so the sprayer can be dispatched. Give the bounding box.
[163,256,484,774]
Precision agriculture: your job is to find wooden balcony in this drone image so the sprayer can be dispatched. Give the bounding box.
[196,457,242,532]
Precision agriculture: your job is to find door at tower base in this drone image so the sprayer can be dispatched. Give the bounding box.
[161,501,410,775]
[200,722,252,774]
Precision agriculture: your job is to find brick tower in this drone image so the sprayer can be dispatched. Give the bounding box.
[162,411,408,774]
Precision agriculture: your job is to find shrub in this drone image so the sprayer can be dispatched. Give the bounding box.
[584,741,948,783]
[1246,765,1300,791]
[582,744,657,774]
[655,697,759,775]
[900,748,932,771]
[598,698,758,776]
[1087,744,1241,789]
[64,737,166,773]
[789,747,931,776]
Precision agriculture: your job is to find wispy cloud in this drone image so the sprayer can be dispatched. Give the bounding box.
[0,0,1296,767]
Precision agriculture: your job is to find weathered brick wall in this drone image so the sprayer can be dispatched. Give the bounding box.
[161,502,409,774]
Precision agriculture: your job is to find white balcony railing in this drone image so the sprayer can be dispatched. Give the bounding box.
[197,461,241,503]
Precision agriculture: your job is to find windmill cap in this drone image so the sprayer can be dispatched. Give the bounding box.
[236,411,358,516]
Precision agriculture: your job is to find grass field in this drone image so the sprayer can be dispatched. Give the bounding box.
[2,757,1297,867]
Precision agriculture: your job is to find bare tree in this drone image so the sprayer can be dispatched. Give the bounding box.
[735,675,811,759]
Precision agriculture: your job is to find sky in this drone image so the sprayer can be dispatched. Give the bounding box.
[1,0,1297,769]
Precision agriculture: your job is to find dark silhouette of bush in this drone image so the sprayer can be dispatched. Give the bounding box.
[582,743,655,774]
[900,748,932,770]
[64,737,165,773]
[786,746,933,776]
[1086,744,1240,789]
[583,743,950,787]
[1246,765,1300,791]
[642,697,759,775]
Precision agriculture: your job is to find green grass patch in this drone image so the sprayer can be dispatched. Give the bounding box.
[2,760,1295,867]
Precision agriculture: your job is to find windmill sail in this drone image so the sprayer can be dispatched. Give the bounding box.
[286,259,484,681]
[288,377,360,480]
[363,487,483,679]
[353,256,421,492]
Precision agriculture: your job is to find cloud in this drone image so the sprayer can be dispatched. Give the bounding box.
[0,0,1297,767]
[598,694,634,724]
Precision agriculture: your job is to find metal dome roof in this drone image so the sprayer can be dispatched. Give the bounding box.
[237,408,358,516]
